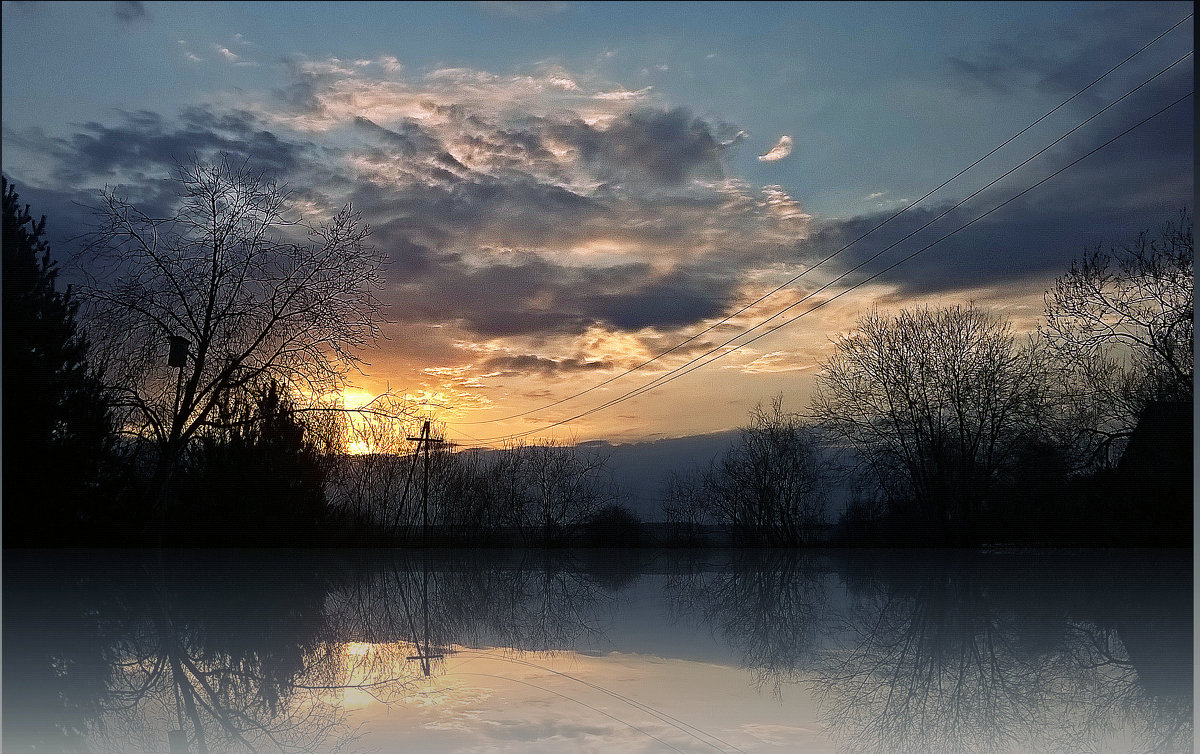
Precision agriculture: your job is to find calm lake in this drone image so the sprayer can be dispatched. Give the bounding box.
[4,548,1191,753]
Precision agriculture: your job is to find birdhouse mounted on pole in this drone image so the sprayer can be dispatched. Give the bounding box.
[168,335,190,368]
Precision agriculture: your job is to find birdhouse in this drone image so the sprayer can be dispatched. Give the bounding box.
[168,336,190,368]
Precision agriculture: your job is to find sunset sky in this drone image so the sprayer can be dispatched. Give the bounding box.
[2,1,1193,446]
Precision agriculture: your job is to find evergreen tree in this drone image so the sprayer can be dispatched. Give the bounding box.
[3,178,113,544]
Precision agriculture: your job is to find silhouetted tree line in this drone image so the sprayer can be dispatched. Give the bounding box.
[328,435,623,546]
[664,210,1192,546]
[663,398,828,545]
[2,159,1191,547]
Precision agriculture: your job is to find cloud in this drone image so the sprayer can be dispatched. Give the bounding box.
[482,355,613,377]
[2,68,809,351]
[546,107,728,186]
[758,135,793,162]
[943,3,1192,102]
[761,185,811,224]
[592,86,652,101]
[3,107,311,187]
[176,40,204,63]
[112,1,150,23]
[213,44,260,67]
[547,75,579,91]
[806,131,1193,301]
[11,50,1185,421]
[734,350,815,374]
[266,57,654,136]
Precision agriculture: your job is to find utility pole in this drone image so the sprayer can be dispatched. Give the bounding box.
[406,420,447,546]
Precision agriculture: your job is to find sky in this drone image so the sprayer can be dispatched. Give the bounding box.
[1,1,1193,446]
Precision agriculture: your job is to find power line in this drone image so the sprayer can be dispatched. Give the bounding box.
[550,90,1198,425]
[451,11,1193,429]
[476,53,1193,438]
[457,90,1193,445]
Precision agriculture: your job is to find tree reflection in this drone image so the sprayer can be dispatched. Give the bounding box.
[809,551,1193,753]
[5,552,383,753]
[667,550,829,691]
[814,558,1046,752]
[4,550,622,753]
[325,550,615,659]
[662,549,1191,753]
[101,570,343,752]
[5,550,1190,753]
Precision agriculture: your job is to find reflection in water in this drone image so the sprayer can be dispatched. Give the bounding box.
[693,550,1193,754]
[4,553,363,752]
[666,550,830,691]
[4,549,1191,753]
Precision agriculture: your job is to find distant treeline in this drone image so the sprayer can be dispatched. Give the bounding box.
[2,164,1192,548]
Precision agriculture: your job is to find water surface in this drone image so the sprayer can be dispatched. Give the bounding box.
[4,548,1191,753]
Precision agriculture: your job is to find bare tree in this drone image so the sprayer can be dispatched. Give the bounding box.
[705,397,827,545]
[81,155,388,520]
[325,412,422,534]
[659,399,826,545]
[661,468,712,544]
[810,305,1053,540]
[518,440,616,544]
[1042,211,1193,467]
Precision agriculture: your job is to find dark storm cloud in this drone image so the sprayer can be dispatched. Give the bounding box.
[806,96,1192,298]
[394,255,633,337]
[0,178,108,257]
[456,127,562,176]
[322,104,797,340]
[483,354,612,376]
[12,67,1186,349]
[945,3,1192,100]
[575,266,737,330]
[5,108,311,185]
[371,224,441,277]
[386,240,741,339]
[276,64,324,114]
[346,172,605,251]
[112,1,150,24]
[547,107,726,186]
[353,116,448,161]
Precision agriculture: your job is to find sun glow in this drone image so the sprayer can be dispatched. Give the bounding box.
[328,388,413,455]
